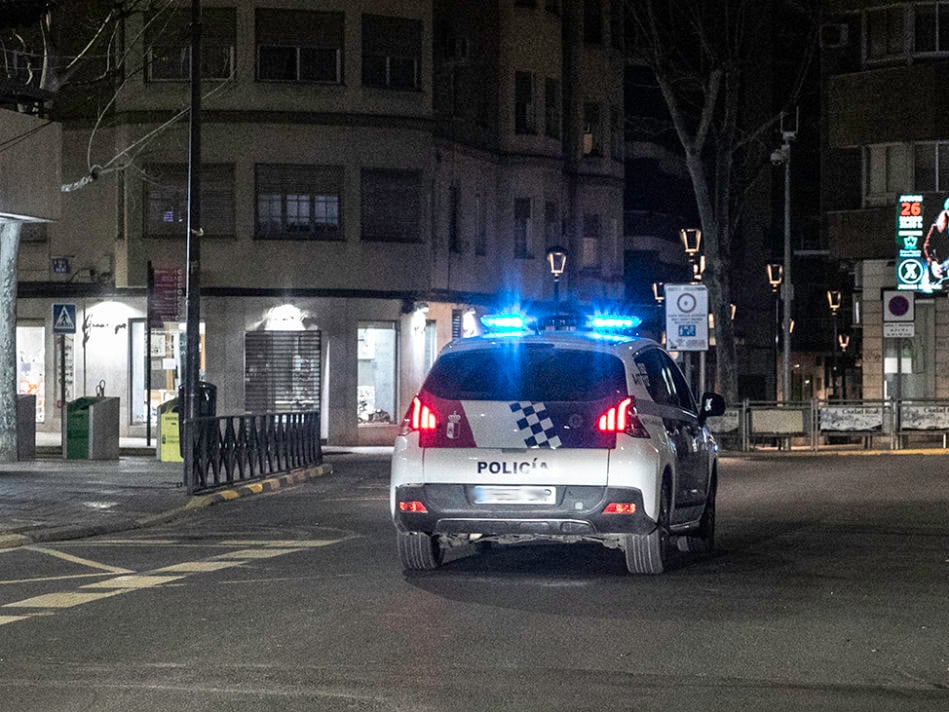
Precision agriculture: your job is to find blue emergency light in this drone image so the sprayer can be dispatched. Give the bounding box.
[480,313,530,332]
[589,315,642,331]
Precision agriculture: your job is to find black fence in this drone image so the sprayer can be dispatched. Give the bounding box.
[185,411,322,493]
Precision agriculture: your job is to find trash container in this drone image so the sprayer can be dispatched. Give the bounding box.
[64,396,119,460]
[157,397,182,463]
[16,394,36,460]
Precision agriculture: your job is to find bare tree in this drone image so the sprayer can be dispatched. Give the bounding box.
[623,0,818,401]
[0,0,228,460]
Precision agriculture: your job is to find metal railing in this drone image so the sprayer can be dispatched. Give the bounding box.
[708,399,949,451]
[185,411,322,493]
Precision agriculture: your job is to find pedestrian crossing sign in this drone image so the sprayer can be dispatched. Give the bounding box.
[52,303,76,334]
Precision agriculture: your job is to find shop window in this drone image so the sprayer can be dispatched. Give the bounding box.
[131,319,206,426]
[143,163,234,238]
[513,197,532,258]
[357,322,398,425]
[147,7,235,81]
[245,331,322,413]
[914,2,949,53]
[545,77,561,140]
[362,14,422,90]
[515,71,535,134]
[16,326,45,422]
[583,103,603,156]
[581,213,601,272]
[256,9,344,83]
[866,5,905,61]
[255,164,342,240]
[361,168,421,242]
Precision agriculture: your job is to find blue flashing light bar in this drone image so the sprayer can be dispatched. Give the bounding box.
[590,315,642,331]
[481,313,530,332]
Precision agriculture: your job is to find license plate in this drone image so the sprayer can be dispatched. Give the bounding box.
[472,485,556,505]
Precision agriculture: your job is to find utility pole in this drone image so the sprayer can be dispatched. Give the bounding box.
[183,0,202,492]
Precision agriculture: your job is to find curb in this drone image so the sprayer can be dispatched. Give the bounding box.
[720,448,949,458]
[0,462,334,550]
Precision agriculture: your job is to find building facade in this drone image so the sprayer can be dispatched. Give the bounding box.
[823,0,949,402]
[10,0,625,444]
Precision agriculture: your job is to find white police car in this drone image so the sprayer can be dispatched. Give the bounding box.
[390,314,725,574]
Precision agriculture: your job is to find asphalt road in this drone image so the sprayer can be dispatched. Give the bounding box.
[0,451,946,711]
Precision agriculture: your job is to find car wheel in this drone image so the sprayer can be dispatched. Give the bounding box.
[624,479,672,575]
[397,532,444,571]
[684,475,716,554]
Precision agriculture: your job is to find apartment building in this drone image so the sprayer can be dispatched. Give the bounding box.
[9,0,625,444]
[823,0,949,401]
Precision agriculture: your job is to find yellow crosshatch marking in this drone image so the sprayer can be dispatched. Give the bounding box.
[81,575,187,589]
[28,546,135,574]
[154,561,244,573]
[212,548,302,560]
[4,590,132,609]
[0,615,33,626]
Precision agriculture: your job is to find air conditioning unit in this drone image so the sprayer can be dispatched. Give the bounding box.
[820,23,849,49]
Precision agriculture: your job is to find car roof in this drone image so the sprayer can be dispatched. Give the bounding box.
[439,331,660,358]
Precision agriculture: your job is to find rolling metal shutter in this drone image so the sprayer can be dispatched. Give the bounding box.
[244,331,321,413]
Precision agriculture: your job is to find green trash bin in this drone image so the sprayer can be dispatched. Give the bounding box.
[65,397,96,460]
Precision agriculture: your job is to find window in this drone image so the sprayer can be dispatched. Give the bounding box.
[513,198,532,258]
[144,164,234,238]
[245,331,322,413]
[255,164,342,240]
[515,71,535,134]
[581,213,601,271]
[634,348,694,411]
[147,8,235,81]
[914,2,949,53]
[16,326,45,423]
[544,200,560,245]
[256,9,343,83]
[362,14,422,90]
[583,102,602,156]
[912,142,949,191]
[358,322,398,425]
[865,144,909,201]
[610,104,623,160]
[361,169,421,242]
[866,5,905,60]
[584,0,603,44]
[448,184,461,253]
[475,193,487,256]
[134,319,206,425]
[545,78,561,139]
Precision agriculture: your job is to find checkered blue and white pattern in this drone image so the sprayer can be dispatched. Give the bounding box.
[509,401,562,449]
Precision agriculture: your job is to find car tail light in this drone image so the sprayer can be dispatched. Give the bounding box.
[399,500,428,513]
[400,395,438,435]
[597,397,649,438]
[603,502,637,514]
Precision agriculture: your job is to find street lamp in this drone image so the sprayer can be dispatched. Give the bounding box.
[771,110,797,403]
[651,281,664,305]
[691,255,707,282]
[546,245,568,312]
[827,289,842,400]
[767,263,783,400]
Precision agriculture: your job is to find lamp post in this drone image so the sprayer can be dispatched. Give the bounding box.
[652,281,664,343]
[767,263,783,400]
[546,245,568,313]
[827,289,842,400]
[771,112,796,403]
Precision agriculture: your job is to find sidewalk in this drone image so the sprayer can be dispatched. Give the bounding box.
[0,435,349,549]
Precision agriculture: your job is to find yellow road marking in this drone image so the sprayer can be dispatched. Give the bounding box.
[4,590,132,609]
[220,539,344,548]
[27,546,135,574]
[0,615,32,626]
[81,575,186,589]
[153,561,244,573]
[212,548,301,560]
[0,573,119,586]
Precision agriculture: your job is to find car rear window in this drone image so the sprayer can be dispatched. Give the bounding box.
[422,344,628,401]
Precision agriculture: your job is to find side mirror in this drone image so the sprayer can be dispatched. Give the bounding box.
[698,392,726,423]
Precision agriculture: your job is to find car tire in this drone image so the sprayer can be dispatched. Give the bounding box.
[683,475,716,554]
[624,479,672,575]
[397,532,444,571]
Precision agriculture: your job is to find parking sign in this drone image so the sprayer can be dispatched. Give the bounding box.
[664,284,708,351]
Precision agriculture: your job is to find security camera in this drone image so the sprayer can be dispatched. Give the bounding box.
[770,149,785,166]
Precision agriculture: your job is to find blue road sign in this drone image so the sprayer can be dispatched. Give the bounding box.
[52,303,76,334]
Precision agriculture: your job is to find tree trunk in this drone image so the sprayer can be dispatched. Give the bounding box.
[0,222,21,462]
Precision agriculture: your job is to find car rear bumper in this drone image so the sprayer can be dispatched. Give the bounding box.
[393,484,653,536]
